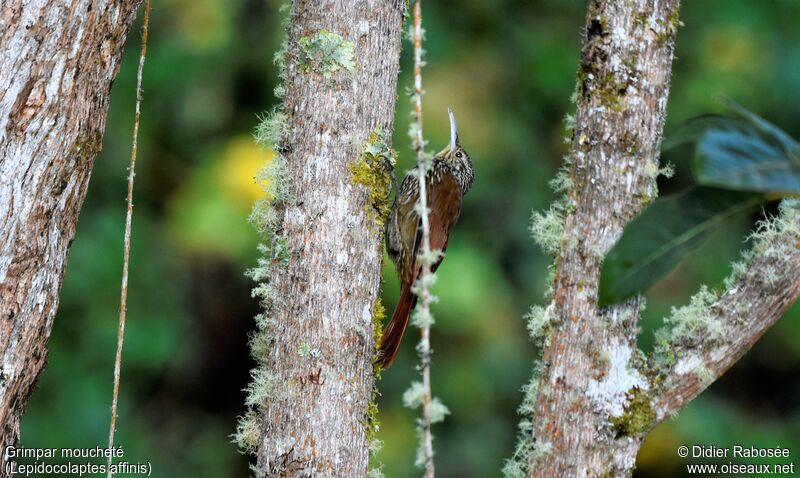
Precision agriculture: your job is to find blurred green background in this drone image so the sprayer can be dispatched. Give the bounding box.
[18,0,800,477]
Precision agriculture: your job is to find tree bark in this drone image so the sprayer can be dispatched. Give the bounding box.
[0,0,143,466]
[253,1,404,476]
[526,1,800,477]
[529,1,680,476]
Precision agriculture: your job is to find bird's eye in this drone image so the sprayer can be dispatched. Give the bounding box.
[456,151,463,158]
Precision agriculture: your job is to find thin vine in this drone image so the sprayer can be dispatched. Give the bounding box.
[107,1,150,476]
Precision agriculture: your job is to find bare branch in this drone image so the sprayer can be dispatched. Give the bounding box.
[652,203,800,420]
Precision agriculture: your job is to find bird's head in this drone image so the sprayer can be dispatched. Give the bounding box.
[437,108,470,167]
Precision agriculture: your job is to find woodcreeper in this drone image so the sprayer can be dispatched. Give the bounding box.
[379,109,474,368]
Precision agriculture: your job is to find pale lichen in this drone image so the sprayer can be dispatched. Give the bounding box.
[232,409,262,454]
[587,340,649,419]
[298,29,356,78]
[694,364,716,389]
[524,304,555,348]
[530,201,569,256]
[653,285,724,369]
[404,381,450,467]
[234,3,293,456]
[502,362,542,478]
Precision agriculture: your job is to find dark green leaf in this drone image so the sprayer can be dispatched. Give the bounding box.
[664,103,800,194]
[599,187,761,305]
[662,114,741,152]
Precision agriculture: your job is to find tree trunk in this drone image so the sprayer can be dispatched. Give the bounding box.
[0,0,143,465]
[252,1,404,476]
[529,1,681,476]
[524,1,800,476]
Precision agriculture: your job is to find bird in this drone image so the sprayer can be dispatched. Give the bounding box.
[378,109,474,368]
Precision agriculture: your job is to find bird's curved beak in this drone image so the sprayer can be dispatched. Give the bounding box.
[448,108,459,157]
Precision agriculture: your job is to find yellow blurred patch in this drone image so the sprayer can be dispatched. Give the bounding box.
[637,420,680,469]
[425,50,503,156]
[217,136,274,209]
[172,0,230,51]
[703,27,758,72]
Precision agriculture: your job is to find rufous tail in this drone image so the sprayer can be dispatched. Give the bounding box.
[378,282,417,368]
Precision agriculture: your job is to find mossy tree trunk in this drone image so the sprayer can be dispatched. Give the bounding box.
[524,1,800,477]
[248,1,404,477]
[0,0,143,467]
[526,2,681,476]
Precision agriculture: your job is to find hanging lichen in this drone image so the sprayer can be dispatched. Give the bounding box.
[233,3,293,456]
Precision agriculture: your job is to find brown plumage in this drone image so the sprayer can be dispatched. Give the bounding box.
[379,110,474,368]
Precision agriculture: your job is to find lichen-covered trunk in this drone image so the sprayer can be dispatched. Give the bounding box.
[529,1,680,477]
[253,1,404,476]
[0,0,142,465]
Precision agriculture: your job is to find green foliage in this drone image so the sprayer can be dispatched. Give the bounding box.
[666,104,800,193]
[602,106,800,304]
[599,187,761,305]
[298,29,356,78]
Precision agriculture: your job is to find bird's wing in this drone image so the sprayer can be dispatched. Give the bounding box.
[394,176,421,284]
[396,172,463,283]
[421,174,462,273]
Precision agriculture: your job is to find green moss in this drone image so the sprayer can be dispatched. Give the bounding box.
[350,128,396,229]
[365,293,386,455]
[596,72,629,112]
[372,295,386,360]
[298,29,356,78]
[365,387,381,442]
[633,11,649,29]
[655,6,682,46]
[609,387,656,437]
[72,131,103,162]
[578,57,629,111]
